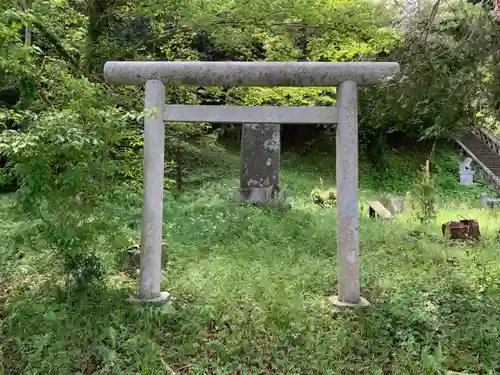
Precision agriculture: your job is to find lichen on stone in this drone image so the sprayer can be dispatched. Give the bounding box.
[264,131,280,152]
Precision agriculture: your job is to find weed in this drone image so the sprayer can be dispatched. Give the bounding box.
[413,164,438,224]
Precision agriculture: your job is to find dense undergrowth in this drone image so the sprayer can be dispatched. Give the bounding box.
[2,143,500,375]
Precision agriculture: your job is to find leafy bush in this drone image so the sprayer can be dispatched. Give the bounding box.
[0,60,143,288]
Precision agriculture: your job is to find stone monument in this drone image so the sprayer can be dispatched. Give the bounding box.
[235,123,284,204]
[459,157,474,185]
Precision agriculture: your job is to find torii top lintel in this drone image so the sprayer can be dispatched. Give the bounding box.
[104,61,400,87]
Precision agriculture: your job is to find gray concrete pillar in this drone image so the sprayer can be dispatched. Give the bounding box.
[134,79,170,304]
[234,123,284,205]
[333,80,367,307]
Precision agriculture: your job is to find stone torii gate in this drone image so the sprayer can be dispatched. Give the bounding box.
[104,61,400,307]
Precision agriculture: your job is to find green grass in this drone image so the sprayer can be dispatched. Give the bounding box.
[2,143,500,374]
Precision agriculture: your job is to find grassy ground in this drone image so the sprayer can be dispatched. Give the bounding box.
[2,141,500,374]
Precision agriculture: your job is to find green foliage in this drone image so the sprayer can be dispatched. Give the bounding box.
[360,0,498,142]
[413,166,438,224]
[0,10,39,104]
[0,60,143,288]
[3,148,500,374]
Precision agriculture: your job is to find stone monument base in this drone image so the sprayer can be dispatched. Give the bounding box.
[331,295,370,308]
[128,291,171,306]
[233,185,286,205]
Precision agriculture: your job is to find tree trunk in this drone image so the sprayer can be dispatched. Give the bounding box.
[83,0,114,77]
[18,0,32,46]
[175,149,183,192]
